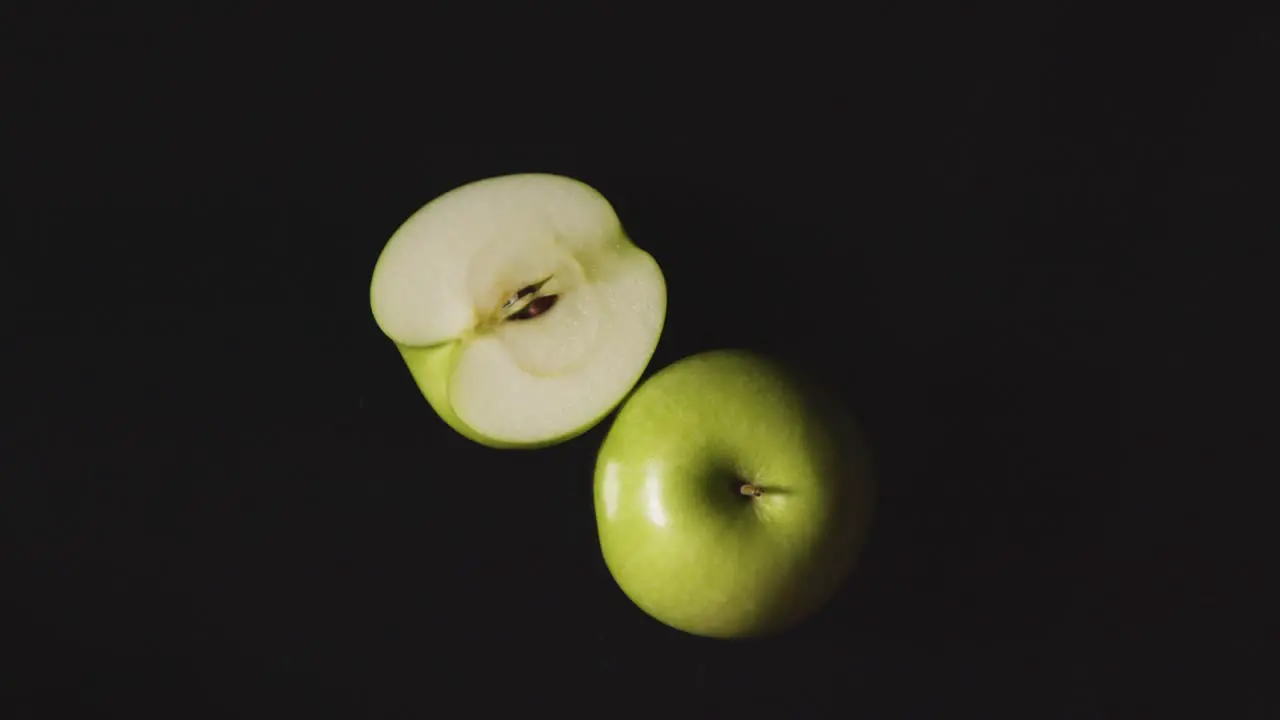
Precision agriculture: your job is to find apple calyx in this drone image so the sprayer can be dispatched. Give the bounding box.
[738,482,763,498]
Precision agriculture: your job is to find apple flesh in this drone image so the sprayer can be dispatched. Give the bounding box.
[594,350,874,638]
[370,174,666,448]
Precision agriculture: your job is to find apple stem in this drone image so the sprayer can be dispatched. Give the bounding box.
[739,483,763,498]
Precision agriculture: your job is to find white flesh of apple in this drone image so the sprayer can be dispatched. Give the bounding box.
[370,174,666,445]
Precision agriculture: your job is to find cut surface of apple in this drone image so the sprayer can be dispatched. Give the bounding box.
[370,173,666,447]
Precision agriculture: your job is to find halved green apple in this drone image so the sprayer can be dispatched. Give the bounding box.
[370,173,667,448]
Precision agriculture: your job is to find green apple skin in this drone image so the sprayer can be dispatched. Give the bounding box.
[593,349,874,639]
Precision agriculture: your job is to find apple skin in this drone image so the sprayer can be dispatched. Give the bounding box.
[593,349,874,639]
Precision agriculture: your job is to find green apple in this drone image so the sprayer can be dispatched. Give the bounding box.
[593,349,874,638]
[370,173,667,448]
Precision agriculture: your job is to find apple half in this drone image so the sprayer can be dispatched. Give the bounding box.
[370,173,666,448]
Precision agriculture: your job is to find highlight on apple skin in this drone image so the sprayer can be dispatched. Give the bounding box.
[593,349,875,639]
[369,173,667,449]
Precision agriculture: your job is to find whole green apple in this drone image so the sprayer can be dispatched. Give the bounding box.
[593,349,874,638]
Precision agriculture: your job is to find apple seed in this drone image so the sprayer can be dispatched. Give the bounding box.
[502,276,552,310]
[507,294,559,321]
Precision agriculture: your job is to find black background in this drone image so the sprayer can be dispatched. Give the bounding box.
[4,5,1275,717]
